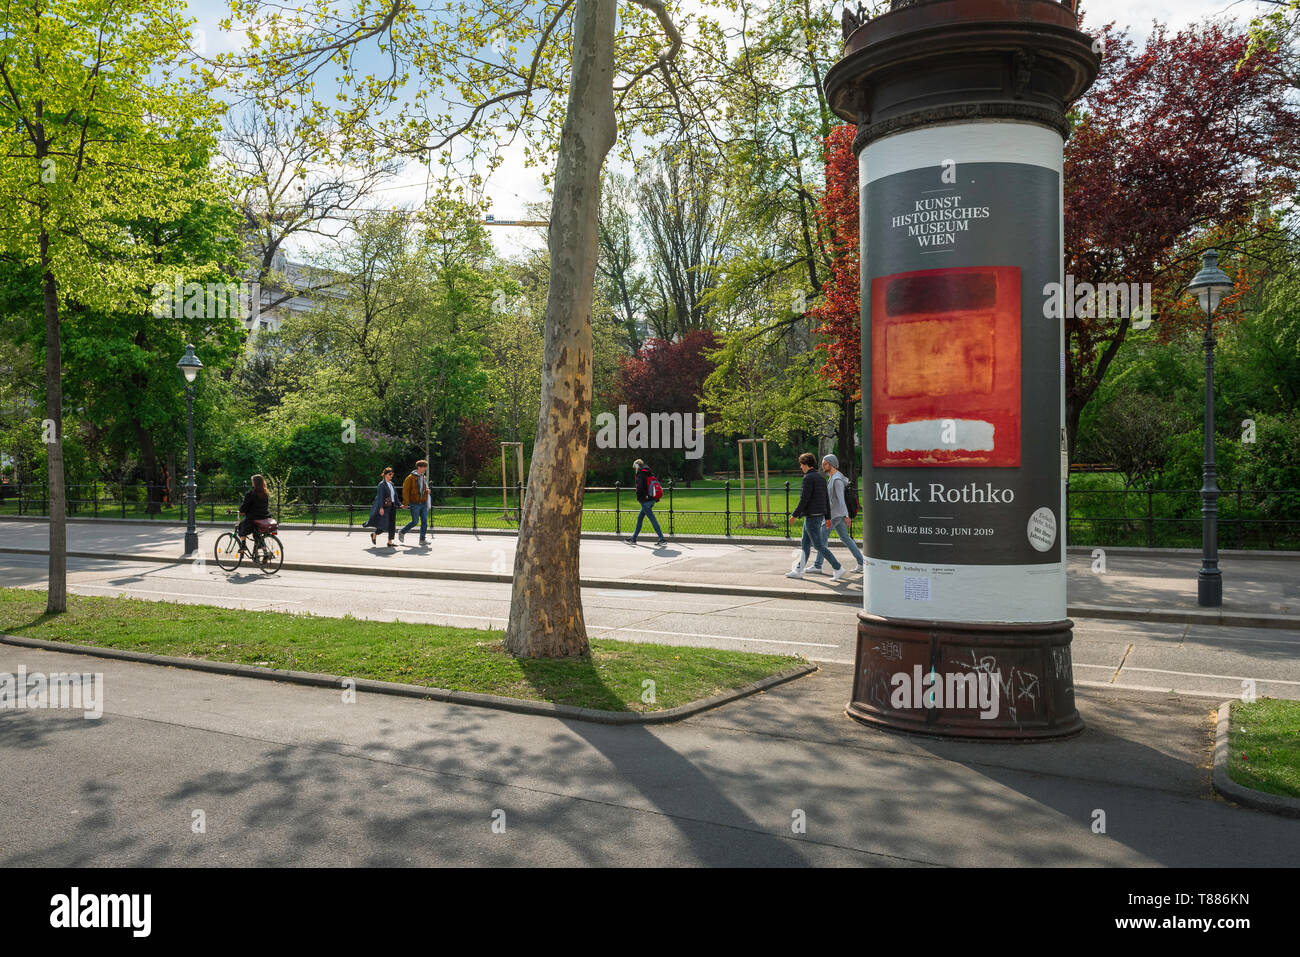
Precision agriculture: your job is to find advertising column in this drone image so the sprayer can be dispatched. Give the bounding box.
[825,0,1100,738]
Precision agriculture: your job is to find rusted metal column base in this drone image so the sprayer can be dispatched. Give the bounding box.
[847,613,1083,740]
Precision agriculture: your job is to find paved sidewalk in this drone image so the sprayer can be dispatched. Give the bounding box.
[0,519,1295,625]
[3,642,1297,866]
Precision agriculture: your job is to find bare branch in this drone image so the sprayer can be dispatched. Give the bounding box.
[614,0,683,100]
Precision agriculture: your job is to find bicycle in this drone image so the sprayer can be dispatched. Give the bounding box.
[214,518,284,574]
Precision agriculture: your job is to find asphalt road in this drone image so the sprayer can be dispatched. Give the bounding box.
[3,552,1299,702]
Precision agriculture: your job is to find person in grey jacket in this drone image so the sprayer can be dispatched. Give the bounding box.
[810,454,864,575]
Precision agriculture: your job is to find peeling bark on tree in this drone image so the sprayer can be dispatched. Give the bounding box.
[504,0,617,658]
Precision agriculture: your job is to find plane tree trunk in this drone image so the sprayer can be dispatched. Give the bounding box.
[503,0,617,658]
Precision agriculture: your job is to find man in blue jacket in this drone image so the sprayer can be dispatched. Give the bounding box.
[787,452,844,581]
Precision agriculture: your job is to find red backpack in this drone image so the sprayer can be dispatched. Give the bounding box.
[647,473,663,501]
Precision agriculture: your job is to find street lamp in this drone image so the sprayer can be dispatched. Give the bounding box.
[176,343,203,556]
[1185,249,1235,607]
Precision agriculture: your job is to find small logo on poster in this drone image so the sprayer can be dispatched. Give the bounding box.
[1027,507,1058,552]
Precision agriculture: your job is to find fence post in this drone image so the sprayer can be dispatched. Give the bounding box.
[1146,482,1155,548]
[615,481,621,536]
[348,486,355,527]
[1064,481,1070,542]
[310,481,318,527]
[668,480,674,536]
[725,480,731,537]
[516,482,522,525]
[276,484,281,522]
[121,483,126,519]
[472,481,478,532]
[785,481,791,539]
[42,482,46,517]
[93,479,98,519]
[1236,483,1244,549]
[16,481,21,517]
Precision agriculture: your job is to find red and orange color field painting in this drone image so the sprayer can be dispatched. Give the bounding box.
[870,266,1021,468]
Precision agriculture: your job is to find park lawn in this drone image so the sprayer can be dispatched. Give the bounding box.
[1227,699,1300,798]
[0,588,803,713]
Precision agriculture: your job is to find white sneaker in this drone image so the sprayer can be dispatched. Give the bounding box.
[831,566,847,582]
[786,566,804,579]
[853,564,865,574]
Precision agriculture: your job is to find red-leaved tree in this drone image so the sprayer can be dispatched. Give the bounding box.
[599,329,719,481]
[807,123,861,477]
[1063,18,1300,453]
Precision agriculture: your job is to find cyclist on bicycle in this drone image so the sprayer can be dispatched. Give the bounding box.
[237,474,272,553]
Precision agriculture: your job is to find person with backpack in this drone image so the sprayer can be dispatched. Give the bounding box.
[809,454,864,575]
[787,452,845,581]
[625,458,668,547]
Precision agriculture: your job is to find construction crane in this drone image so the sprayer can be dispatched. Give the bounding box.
[482,214,548,226]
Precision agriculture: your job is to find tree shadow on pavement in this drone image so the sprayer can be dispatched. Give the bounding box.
[559,719,812,866]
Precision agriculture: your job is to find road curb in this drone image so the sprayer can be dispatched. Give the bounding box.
[4,544,1297,628]
[0,632,817,726]
[1212,699,1300,818]
[1064,545,1300,562]
[1062,604,1300,631]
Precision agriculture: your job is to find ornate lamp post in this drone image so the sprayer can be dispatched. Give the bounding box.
[176,344,203,556]
[1185,250,1235,608]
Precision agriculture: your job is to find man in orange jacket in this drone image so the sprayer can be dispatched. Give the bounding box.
[398,459,429,545]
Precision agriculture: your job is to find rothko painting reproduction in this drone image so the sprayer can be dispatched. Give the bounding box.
[870,266,1021,468]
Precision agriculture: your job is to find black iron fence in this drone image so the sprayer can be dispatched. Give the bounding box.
[1066,483,1300,551]
[1,479,1296,548]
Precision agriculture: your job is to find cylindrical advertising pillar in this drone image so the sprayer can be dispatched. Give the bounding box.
[826,0,1099,738]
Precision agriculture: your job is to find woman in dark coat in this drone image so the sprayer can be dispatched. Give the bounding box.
[237,475,272,552]
[363,467,398,547]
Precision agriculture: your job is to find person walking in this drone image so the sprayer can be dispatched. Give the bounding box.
[624,458,668,547]
[399,459,430,545]
[363,467,398,547]
[810,454,864,575]
[787,452,844,581]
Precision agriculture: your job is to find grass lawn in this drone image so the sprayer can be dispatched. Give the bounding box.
[1227,699,1300,799]
[0,587,804,713]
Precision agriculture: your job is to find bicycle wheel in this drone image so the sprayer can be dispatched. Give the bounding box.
[214,532,243,571]
[258,534,284,574]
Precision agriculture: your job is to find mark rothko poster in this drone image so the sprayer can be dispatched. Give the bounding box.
[860,125,1068,623]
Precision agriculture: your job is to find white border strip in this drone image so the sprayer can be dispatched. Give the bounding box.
[863,121,1064,184]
